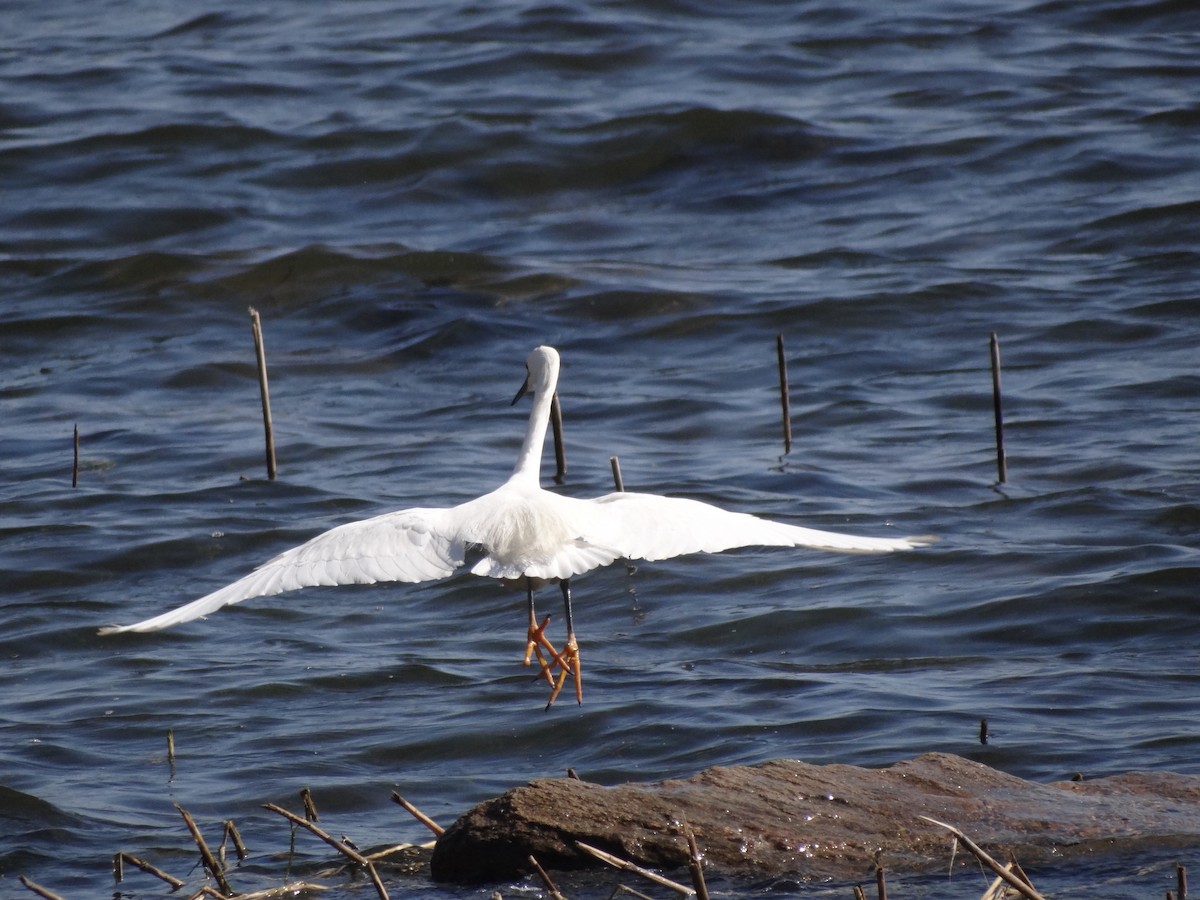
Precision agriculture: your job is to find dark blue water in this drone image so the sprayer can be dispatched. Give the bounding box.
[3,1,1200,896]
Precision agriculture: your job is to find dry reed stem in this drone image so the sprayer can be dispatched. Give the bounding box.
[875,863,887,900]
[918,816,1046,900]
[366,841,432,859]
[219,884,330,899]
[261,802,389,900]
[529,854,569,900]
[980,863,1021,900]
[576,841,694,896]
[113,851,186,889]
[225,820,247,864]
[610,887,655,899]
[223,819,248,861]
[18,875,66,900]
[1008,854,1035,890]
[390,790,445,836]
[175,803,232,895]
[683,824,709,900]
[71,424,79,488]
[853,885,868,900]
[301,786,320,822]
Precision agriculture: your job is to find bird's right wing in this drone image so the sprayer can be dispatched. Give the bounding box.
[582,492,932,561]
[99,507,464,634]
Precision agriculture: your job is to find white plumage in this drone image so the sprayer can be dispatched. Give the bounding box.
[101,345,932,704]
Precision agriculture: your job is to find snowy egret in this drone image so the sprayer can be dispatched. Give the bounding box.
[100,345,932,706]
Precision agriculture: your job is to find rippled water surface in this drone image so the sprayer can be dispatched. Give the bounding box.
[4,1,1200,897]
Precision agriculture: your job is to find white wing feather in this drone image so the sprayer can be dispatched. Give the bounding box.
[99,508,464,634]
[577,492,931,562]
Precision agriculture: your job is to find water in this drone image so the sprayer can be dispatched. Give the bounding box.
[3,1,1199,896]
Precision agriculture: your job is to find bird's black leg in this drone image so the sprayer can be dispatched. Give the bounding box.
[545,579,583,707]
[524,578,558,687]
[560,579,574,640]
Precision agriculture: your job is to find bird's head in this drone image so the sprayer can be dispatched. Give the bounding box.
[512,345,560,405]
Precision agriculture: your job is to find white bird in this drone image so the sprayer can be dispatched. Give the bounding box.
[101,345,932,706]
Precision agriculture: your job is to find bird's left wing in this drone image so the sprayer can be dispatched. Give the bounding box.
[99,507,464,634]
[581,491,931,561]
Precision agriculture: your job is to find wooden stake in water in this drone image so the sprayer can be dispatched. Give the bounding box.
[777,334,793,455]
[609,455,624,492]
[263,802,389,900]
[550,391,566,483]
[72,424,79,487]
[990,332,1008,484]
[249,307,277,481]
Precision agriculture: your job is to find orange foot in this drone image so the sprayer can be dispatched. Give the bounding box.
[544,634,581,709]
[524,614,565,687]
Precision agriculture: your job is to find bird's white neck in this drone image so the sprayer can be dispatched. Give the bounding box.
[509,359,559,487]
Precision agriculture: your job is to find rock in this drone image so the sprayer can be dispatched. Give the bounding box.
[430,752,1200,884]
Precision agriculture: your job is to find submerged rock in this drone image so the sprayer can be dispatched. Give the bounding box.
[430,752,1200,884]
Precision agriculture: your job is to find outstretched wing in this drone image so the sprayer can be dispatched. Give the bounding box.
[99,507,464,634]
[580,492,932,561]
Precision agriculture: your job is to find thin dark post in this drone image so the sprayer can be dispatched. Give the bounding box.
[609,455,624,492]
[72,424,79,487]
[776,334,792,455]
[990,332,1008,484]
[249,307,277,480]
[1179,864,1188,900]
[550,392,566,482]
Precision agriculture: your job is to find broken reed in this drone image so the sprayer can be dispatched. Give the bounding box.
[248,306,277,481]
[263,801,389,900]
[176,803,231,895]
[71,424,79,487]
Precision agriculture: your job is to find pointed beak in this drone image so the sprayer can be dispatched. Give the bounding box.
[511,368,531,406]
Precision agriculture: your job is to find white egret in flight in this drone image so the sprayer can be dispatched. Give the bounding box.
[101,345,932,706]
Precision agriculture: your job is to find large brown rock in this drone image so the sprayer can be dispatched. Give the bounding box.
[430,752,1200,883]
